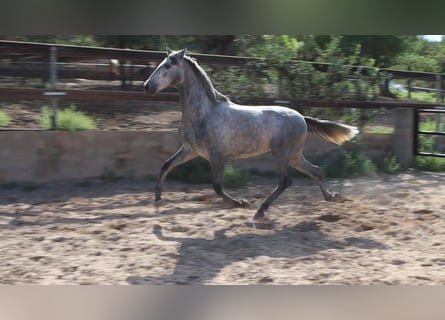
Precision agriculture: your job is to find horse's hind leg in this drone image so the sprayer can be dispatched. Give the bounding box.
[290,155,341,201]
[154,145,197,202]
[209,157,250,208]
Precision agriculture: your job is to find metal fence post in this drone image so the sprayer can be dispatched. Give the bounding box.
[435,74,442,132]
[49,46,58,130]
[407,78,412,99]
[393,108,415,169]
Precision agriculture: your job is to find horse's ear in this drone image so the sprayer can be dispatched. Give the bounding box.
[166,47,173,55]
[177,48,186,59]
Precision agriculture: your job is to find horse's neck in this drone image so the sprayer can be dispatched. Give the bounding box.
[177,64,214,122]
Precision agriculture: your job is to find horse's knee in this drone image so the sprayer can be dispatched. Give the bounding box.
[283,176,292,188]
[160,162,169,172]
[278,175,292,189]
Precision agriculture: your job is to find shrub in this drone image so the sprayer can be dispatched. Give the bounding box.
[374,156,401,174]
[41,105,97,131]
[168,158,249,188]
[319,150,377,178]
[222,165,250,188]
[168,158,212,184]
[0,110,11,127]
[414,156,445,172]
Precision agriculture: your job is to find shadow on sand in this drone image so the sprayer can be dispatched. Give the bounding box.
[127,220,385,284]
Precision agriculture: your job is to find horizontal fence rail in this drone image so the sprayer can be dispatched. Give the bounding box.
[1,87,444,110]
[0,61,151,81]
[2,40,445,80]
[0,40,252,65]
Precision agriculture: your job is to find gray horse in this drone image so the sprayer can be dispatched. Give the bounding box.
[144,48,358,222]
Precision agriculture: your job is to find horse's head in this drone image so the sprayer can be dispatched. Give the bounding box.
[143,48,186,94]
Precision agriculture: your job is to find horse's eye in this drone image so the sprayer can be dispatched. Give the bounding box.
[164,63,171,69]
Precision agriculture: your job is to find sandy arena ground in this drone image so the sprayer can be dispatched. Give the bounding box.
[0,171,444,284]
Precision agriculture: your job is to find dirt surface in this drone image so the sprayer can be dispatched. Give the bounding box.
[1,172,444,284]
[0,85,441,284]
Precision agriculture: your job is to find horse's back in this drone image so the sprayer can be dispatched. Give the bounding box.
[205,102,307,159]
[227,103,307,133]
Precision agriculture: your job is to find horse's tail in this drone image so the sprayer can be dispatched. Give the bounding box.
[304,116,359,145]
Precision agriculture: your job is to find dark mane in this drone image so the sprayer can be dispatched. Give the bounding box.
[183,55,230,103]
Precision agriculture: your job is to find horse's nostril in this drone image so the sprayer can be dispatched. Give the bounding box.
[144,82,157,94]
[143,81,150,92]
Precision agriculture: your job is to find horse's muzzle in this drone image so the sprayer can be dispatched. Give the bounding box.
[143,81,157,95]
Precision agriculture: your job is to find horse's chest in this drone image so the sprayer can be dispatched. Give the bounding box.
[178,122,210,158]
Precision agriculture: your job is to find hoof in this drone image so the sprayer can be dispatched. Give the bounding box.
[326,193,349,202]
[233,199,250,208]
[253,210,272,223]
[250,215,274,229]
[154,199,165,209]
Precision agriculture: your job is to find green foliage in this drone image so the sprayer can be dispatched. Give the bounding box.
[365,126,394,134]
[374,156,401,174]
[40,105,97,131]
[248,151,400,179]
[414,119,445,172]
[168,158,212,184]
[18,35,99,46]
[313,36,379,101]
[390,36,445,73]
[168,158,249,188]
[32,79,51,89]
[244,35,302,65]
[0,110,11,127]
[417,120,445,155]
[414,156,445,171]
[397,91,437,103]
[222,165,250,188]
[209,35,380,111]
[314,35,407,67]
[393,53,440,72]
[318,150,378,178]
[419,119,445,132]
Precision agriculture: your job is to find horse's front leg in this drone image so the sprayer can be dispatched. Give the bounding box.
[209,156,250,208]
[154,145,197,203]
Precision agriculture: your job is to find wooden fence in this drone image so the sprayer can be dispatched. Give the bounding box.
[2,40,445,167]
[1,39,445,123]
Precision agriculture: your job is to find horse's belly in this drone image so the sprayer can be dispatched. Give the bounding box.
[225,137,272,159]
[227,149,270,160]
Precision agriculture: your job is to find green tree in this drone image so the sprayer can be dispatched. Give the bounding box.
[312,35,408,67]
[391,36,441,72]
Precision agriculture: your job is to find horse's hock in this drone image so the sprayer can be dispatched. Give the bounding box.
[0,130,392,183]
